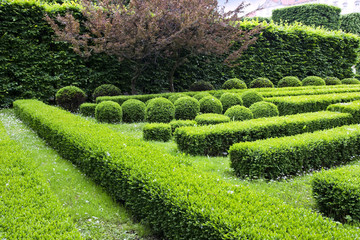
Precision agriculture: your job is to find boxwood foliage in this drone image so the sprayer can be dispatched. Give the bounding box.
[302,76,326,86]
[199,96,223,114]
[169,120,197,133]
[241,90,263,107]
[0,122,81,239]
[272,4,341,30]
[193,92,213,101]
[224,105,253,121]
[312,165,360,223]
[277,76,302,88]
[95,101,122,123]
[174,97,200,120]
[143,123,172,142]
[249,77,274,88]
[249,101,279,119]
[222,78,247,89]
[56,86,87,112]
[340,13,360,35]
[121,99,146,123]
[175,111,353,156]
[14,99,360,239]
[229,124,360,180]
[195,113,230,125]
[79,103,96,117]
[145,97,175,123]
[219,93,243,112]
[341,78,360,85]
[93,84,121,100]
[327,101,360,123]
[168,93,188,103]
[324,77,341,85]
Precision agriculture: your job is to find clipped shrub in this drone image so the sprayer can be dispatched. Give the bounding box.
[193,92,212,101]
[241,90,264,108]
[199,96,223,114]
[324,77,341,85]
[168,93,188,103]
[220,93,243,112]
[145,97,175,123]
[302,76,326,86]
[79,103,96,117]
[341,78,360,85]
[340,13,360,35]
[95,101,122,123]
[143,123,172,142]
[224,105,253,121]
[327,101,360,123]
[93,84,121,100]
[249,101,279,119]
[170,120,197,133]
[222,78,247,89]
[189,81,215,91]
[249,77,274,88]
[55,86,86,112]
[174,97,200,120]
[121,99,146,123]
[277,76,302,88]
[195,113,230,125]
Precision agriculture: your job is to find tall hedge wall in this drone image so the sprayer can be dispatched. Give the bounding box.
[340,13,360,35]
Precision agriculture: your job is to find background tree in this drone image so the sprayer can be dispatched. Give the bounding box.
[46,0,262,94]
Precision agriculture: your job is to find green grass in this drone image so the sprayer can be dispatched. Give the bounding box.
[0,109,156,240]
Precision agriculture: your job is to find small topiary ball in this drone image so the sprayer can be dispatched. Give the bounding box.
[143,123,172,142]
[193,92,212,101]
[341,78,360,84]
[302,76,326,86]
[277,76,302,88]
[249,101,279,119]
[241,90,264,108]
[121,99,146,123]
[174,97,200,120]
[324,77,341,85]
[189,81,215,91]
[199,96,223,114]
[224,105,253,121]
[170,120,197,133]
[168,93,188,103]
[145,97,175,123]
[249,77,274,88]
[79,103,97,117]
[95,101,122,123]
[56,86,87,112]
[222,78,247,89]
[195,113,230,125]
[220,93,243,112]
[93,84,121,100]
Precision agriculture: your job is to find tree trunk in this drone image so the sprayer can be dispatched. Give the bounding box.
[130,65,142,95]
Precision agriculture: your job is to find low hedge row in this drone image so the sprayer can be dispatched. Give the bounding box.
[327,101,360,123]
[174,111,353,156]
[312,165,360,223]
[13,100,359,239]
[229,125,360,180]
[143,123,172,142]
[0,122,81,239]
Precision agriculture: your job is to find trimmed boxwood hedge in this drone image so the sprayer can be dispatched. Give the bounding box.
[145,97,175,123]
[195,113,230,125]
[79,103,96,117]
[199,96,223,114]
[327,101,360,123]
[143,123,172,142]
[121,99,146,123]
[13,99,360,239]
[95,101,122,123]
[224,105,253,121]
[342,78,360,85]
[169,120,197,133]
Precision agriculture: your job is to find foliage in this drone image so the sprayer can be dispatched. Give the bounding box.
[222,78,247,90]
[341,78,360,84]
[277,76,302,88]
[169,120,197,133]
[193,92,213,101]
[143,123,172,142]
[324,77,341,85]
[174,97,200,120]
[121,99,146,123]
[340,13,360,35]
[145,97,175,123]
[93,84,121,101]
[189,81,215,91]
[79,103,96,117]
[220,93,243,112]
[241,90,264,107]
[199,96,223,114]
[327,101,360,123]
[195,113,230,125]
[55,86,86,112]
[168,93,188,103]
[249,101,279,119]
[249,77,274,88]
[302,76,326,86]
[224,105,253,121]
[95,101,122,123]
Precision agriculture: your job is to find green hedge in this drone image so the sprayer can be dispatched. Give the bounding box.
[229,124,360,180]
[13,99,359,239]
[340,13,360,35]
[327,101,360,123]
[0,122,81,239]
[312,165,360,223]
[174,111,353,156]
[195,113,230,125]
[143,123,172,142]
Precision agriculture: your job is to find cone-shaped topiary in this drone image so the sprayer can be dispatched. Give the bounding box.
[79,103,96,117]
[222,78,247,89]
[249,77,274,88]
[220,93,243,112]
[199,96,223,114]
[168,93,188,103]
[174,97,200,120]
[302,76,326,86]
[143,123,172,142]
[341,78,360,84]
[324,77,341,85]
[56,86,87,112]
[224,105,253,121]
[95,101,122,123]
[241,90,264,108]
[195,113,230,125]
[277,76,302,88]
[145,97,175,123]
[93,84,121,100]
[121,99,146,123]
[193,92,212,101]
[189,81,215,91]
[249,101,279,119]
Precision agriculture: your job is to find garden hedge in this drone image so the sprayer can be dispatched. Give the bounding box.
[175,111,353,156]
[195,113,230,125]
[340,13,360,35]
[143,123,172,142]
[13,99,359,239]
[327,101,360,123]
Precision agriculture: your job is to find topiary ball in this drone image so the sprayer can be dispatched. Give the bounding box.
[174,97,200,120]
[189,81,215,91]
[56,86,87,112]
[93,84,121,100]
[195,113,230,125]
[143,123,172,142]
[199,96,223,114]
[277,76,302,88]
[249,101,279,119]
[168,93,188,103]
[249,77,274,88]
[145,97,175,123]
[324,77,341,85]
[222,78,247,89]
[220,93,243,112]
[95,101,122,123]
[193,92,212,101]
[341,78,360,84]
[79,103,97,117]
[121,99,146,123]
[224,105,253,121]
[241,90,264,108]
[302,76,326,86]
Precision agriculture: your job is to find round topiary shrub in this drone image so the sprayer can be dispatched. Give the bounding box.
[195,113,230,125]
[249,101,279,119]
[241,90,264,108]
[145,97,175,123]
[324,77,341,85]
[79,103,97,117]
[93,84,121,100]
[121,99,146,123]
[222,78,247,89]
[199,96,223,114]
[193,92,212,101]
[189,81,215,91]
[168,93,188,103]
[143,123,172,142]
[249,77,274,88]
[174,97,200,120]
[95,101,122,123]
[277,76,302,88]
[224,105,253,121]
[212,91,225,99]
[56,86,87,112]
[302,76,326,86]
[220,93,243,112]
[341,78,360,84]
[170,120,197,133]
